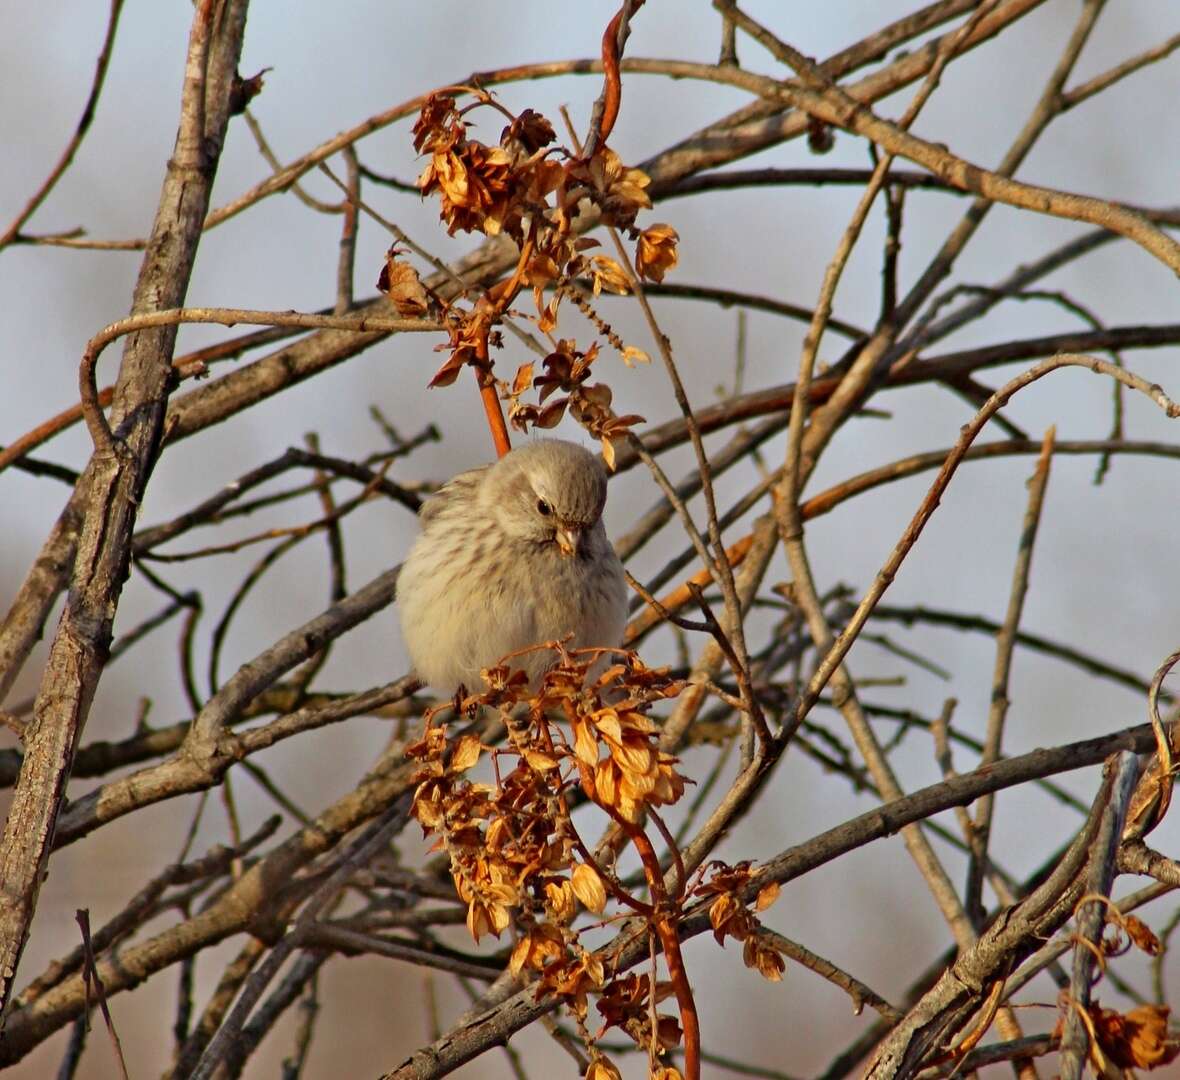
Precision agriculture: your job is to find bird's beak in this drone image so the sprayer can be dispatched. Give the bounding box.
[555,526,582,557]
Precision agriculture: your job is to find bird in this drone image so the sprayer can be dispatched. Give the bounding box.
[396,438,628,693]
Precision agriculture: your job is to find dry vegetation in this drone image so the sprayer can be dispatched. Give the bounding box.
[2,1,1180,1077]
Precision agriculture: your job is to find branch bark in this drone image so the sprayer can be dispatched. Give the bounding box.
[0,0,250,1022]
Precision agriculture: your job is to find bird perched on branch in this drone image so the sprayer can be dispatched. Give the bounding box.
[397,439,628,693]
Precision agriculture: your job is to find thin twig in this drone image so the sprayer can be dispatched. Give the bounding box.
[1057,752,1141,1080]
[0,0,127,248]
[966,426,1055,927]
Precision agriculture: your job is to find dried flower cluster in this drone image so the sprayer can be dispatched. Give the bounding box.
[407,647,685,945]
[1045,900,1180,1076]
[1054,999,1180,1075]
[1084,1004,1180,1072]
[406,646,783,1077]
[693,862,786,982]
[377,90,679,465]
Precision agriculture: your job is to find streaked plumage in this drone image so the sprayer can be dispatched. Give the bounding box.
[397,439,627,692]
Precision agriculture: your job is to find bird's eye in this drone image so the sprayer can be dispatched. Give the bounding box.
[536,499,552,516]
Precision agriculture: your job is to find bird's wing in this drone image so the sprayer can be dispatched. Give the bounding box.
[418,465,488,525]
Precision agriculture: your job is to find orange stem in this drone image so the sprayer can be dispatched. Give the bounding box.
[488,235,535,314]
[626,823,700,1080]
[474,328,512,458]
[471,233,540,459]
[592,1,647,152]
[597,8,625,148]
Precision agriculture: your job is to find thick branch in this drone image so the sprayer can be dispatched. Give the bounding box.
[0,0,250,1021]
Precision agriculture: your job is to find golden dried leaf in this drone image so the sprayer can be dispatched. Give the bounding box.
[595,759,619,807]
[610,740,655,777]
[588,255,631,296]
[466,903,492,942]
[412,93,459,153]
[615,793,643,823]
[743,934,787,982]
[450,733,482,773]
[524,748,559,771]
[522,156,565,203]
[651,1068,684,1080]
[651,759,686,807]
[406,723,448,761]
[537,295,560,335]
[412,789,444,830]
[573,719,599,766]
[509,936,532,976]
[586,1057,622,1080]
[709,894,739,941]
[545,878,577,924]
[376,252,430,317]
[479,663,529,696]
[578,765,598,803]
[572,861,608,914]
[510,361,534,397]
[510,922,565,975]
[621,345,650,367]
[466,892,512,942]
[601,435,617,471]
[488,899,513,935]
[585,147,652,214]
[524,252,561,288]
[544,948,605,1017]
[420,140,517,237]
[755,881,781,912]
[620,777,657,814]
[593,710,623,742]
[1093,1003,1180,1070]
[636,224,679,283]
[1124,914,1162,956]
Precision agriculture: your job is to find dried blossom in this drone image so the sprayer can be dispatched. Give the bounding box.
[509,922,566,976]
[571,861,608,914]
[409,647,688,955]
[568,146,653,228]
[742,931,787,982]
[1059,1002,1180,1072]
[635,224,679,283]
[401,89,678,450]
[693,861,785,984]
[501,107,557,155]
[419,138,518,237]
[541,946,605,1017]
[595,973,679,1050]
[587,254,632,296]
[412,93,461,153]
[1123,914,1162,956]
[585,1055,622,1080]
[377,249,432,317]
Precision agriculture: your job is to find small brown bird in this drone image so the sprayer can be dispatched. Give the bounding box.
[396,439,628,692]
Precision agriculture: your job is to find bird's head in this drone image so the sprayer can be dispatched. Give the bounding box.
[482,440,608,557]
